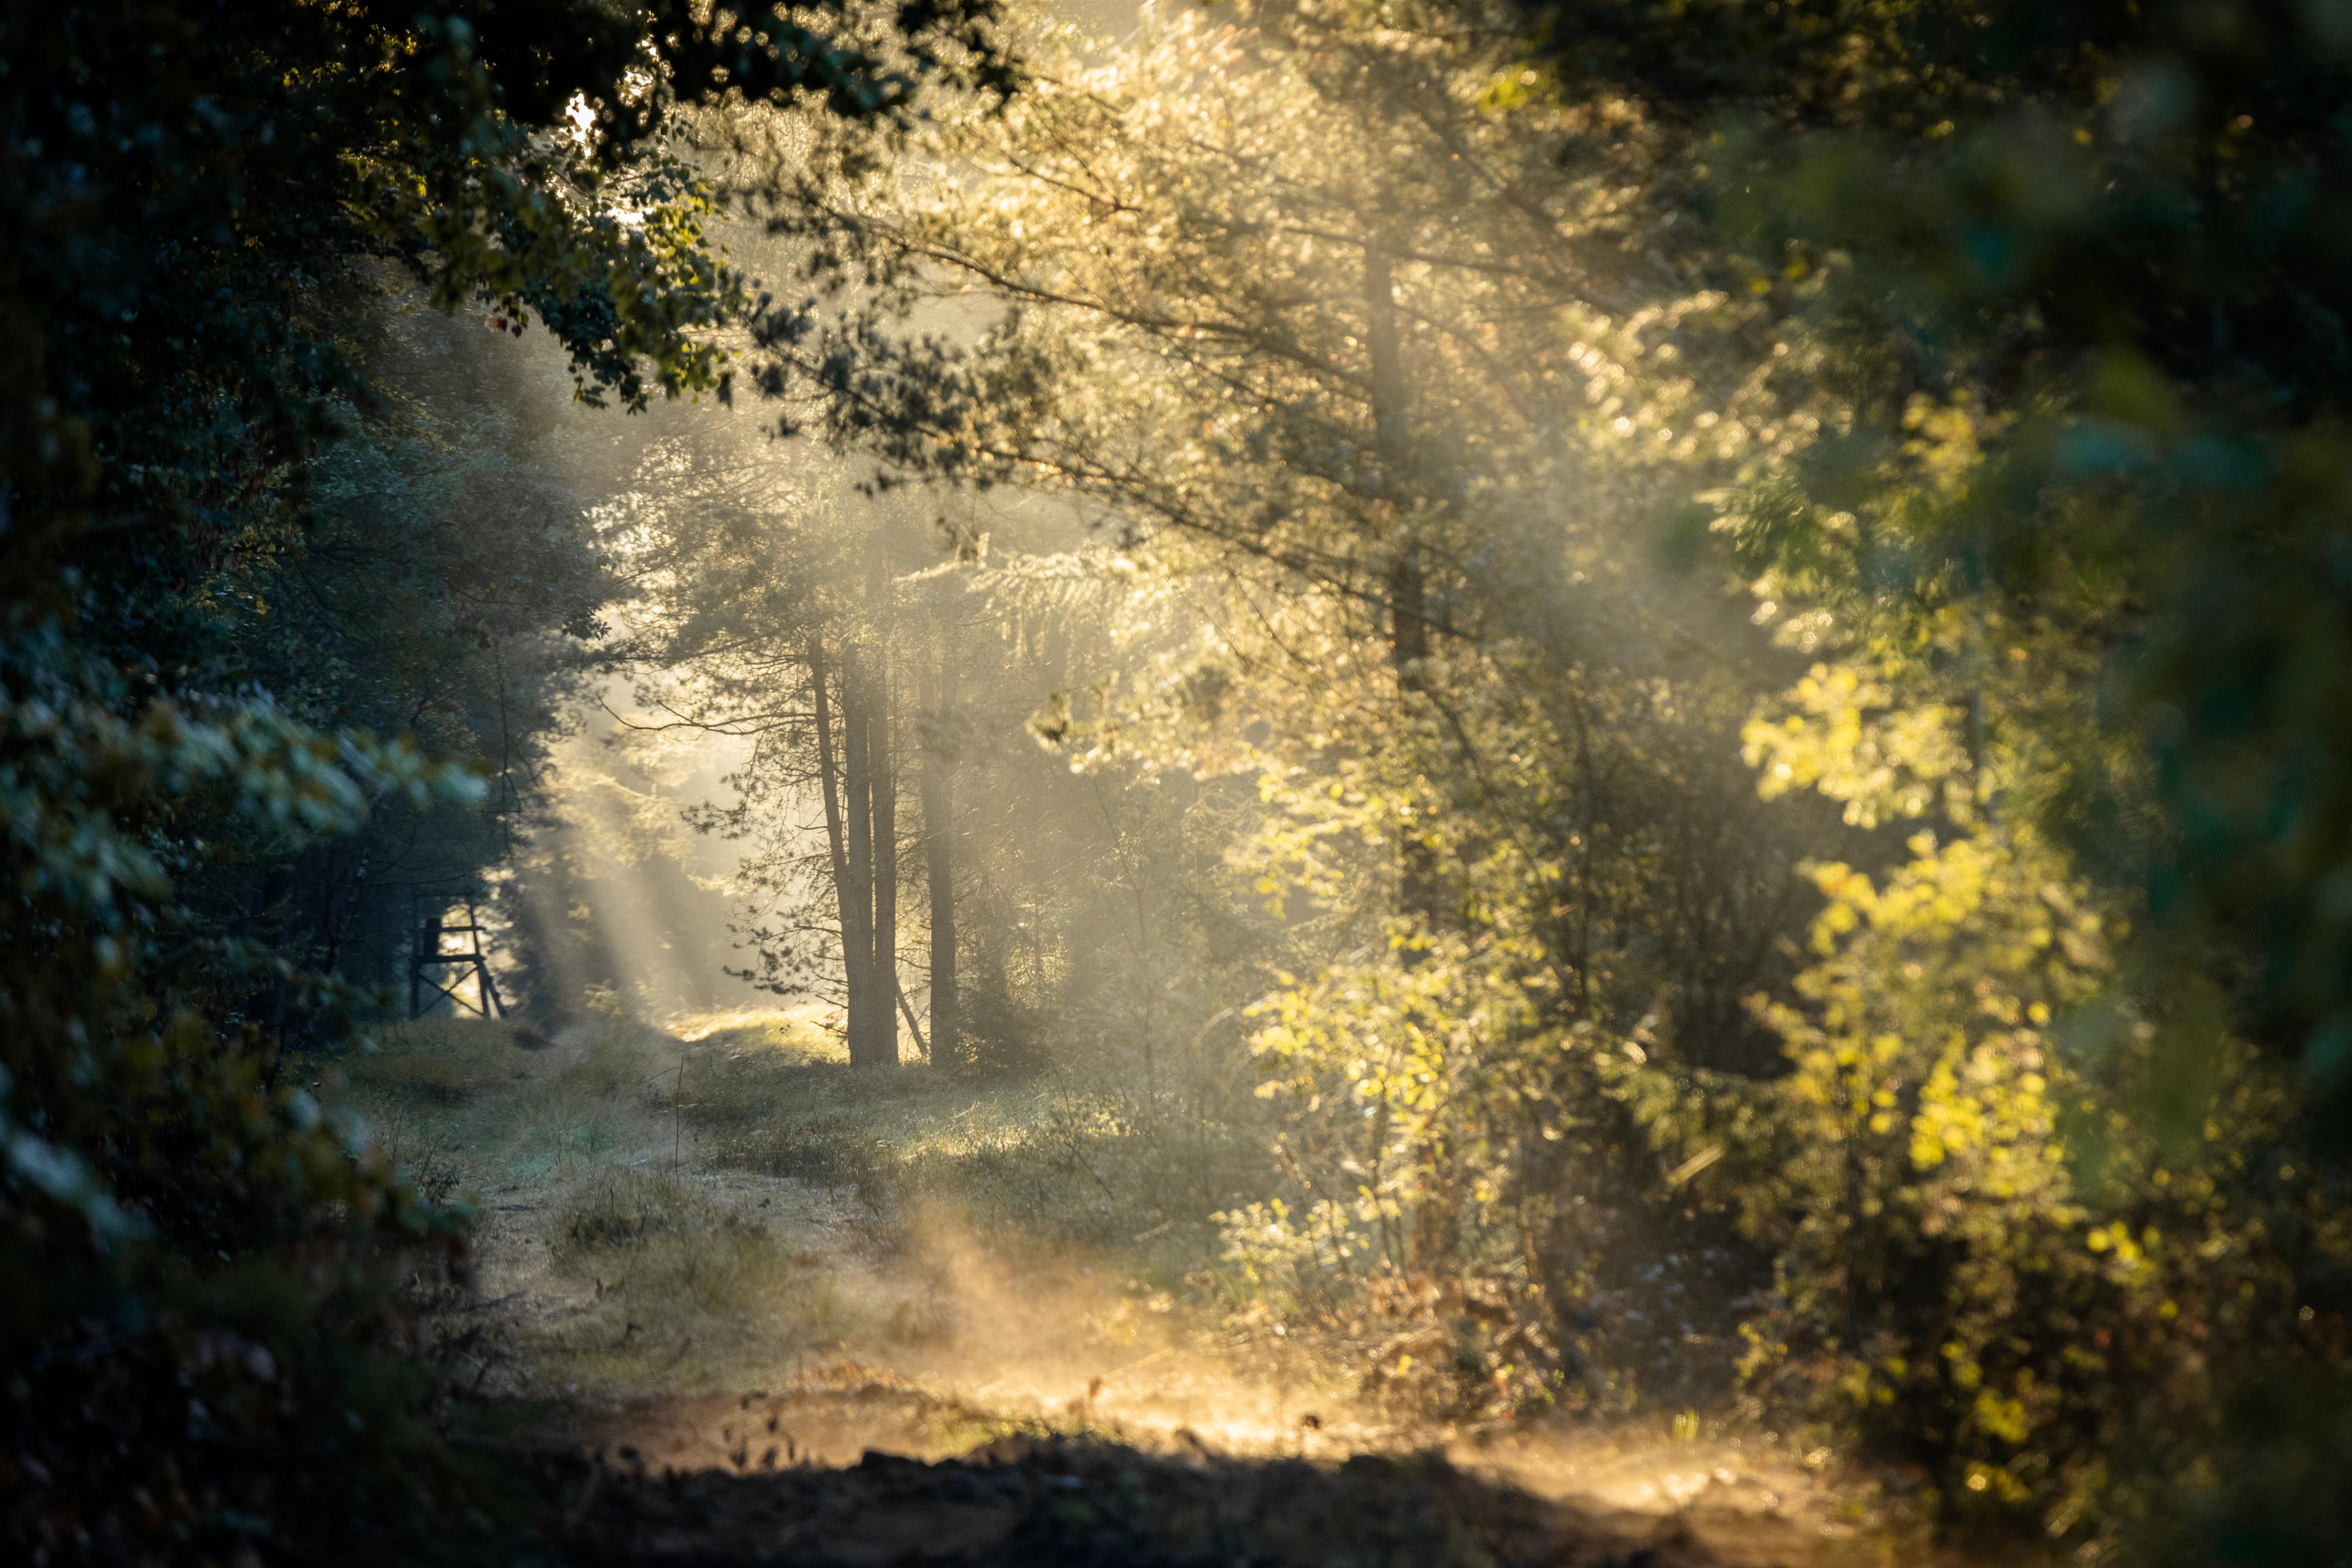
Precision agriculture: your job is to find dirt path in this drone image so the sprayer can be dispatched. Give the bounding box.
[530,1430,1815,1567]
[353,1016,1942,1567]
[500,1374,1912,1568]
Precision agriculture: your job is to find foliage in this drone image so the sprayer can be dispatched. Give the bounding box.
[1493,0,2352,1547]
[0,0,1009,1559]
[1725,829,2314,1530]
[723,0,1833,1422]
[663,0,2352,1551]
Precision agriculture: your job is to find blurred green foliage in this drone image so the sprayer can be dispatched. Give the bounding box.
[0,1,1006,1561]
[1502,0,2352,1550]
[1520,0,2352,1147]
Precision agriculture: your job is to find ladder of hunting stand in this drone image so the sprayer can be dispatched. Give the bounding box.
[409,900,505,1019]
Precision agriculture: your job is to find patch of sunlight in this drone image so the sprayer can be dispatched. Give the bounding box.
[672,1005,840,1058]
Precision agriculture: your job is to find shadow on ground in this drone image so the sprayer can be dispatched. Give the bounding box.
[531,1432,1745,1568]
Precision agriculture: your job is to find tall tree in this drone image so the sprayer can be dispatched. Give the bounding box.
[1362,239,1438,938]
[864,554,903,1066]
[840,642,883,1061]
[921,629,960,1065]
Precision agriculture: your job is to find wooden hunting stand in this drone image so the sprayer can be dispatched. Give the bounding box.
[408,895,505,1019]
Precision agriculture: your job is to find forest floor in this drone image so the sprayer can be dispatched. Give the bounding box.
[331,1014,2000,1567]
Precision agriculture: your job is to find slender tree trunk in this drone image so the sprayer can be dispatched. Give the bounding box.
[1366,243,1426,671]
[920,635,959,1067]
[1365,246,1411,485]
[840,644,879,1064]
[810,640,861,1058]
[1365,241,1436,936]
[810,639,853,912]
[867,635,900,1068]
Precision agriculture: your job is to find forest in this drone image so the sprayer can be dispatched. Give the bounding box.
[4,0,2349,1563]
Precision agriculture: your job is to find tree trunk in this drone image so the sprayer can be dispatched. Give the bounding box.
[1365,241,1436,935]
[867,635,900,1068]
[840,643,880,1064]
[920,635,959,1067]
[810,638,853,916]
[810,638,862,1055]
[1365,243,1425,671]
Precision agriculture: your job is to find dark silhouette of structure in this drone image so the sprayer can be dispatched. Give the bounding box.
[409,896,505,1019]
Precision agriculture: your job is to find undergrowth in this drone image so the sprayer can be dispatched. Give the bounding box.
[669,1016,1268,1283]
[333,1014,1308,1419]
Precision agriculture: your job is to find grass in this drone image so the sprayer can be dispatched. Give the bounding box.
[325,1015,1905,1555]
[337,1013,530,1106]
[317,1012,1936,1565]
[668,1014,1268,1283]
[321,1008,1272,1412]
[546,1166,796,1332]
[555,1166,758,1256]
